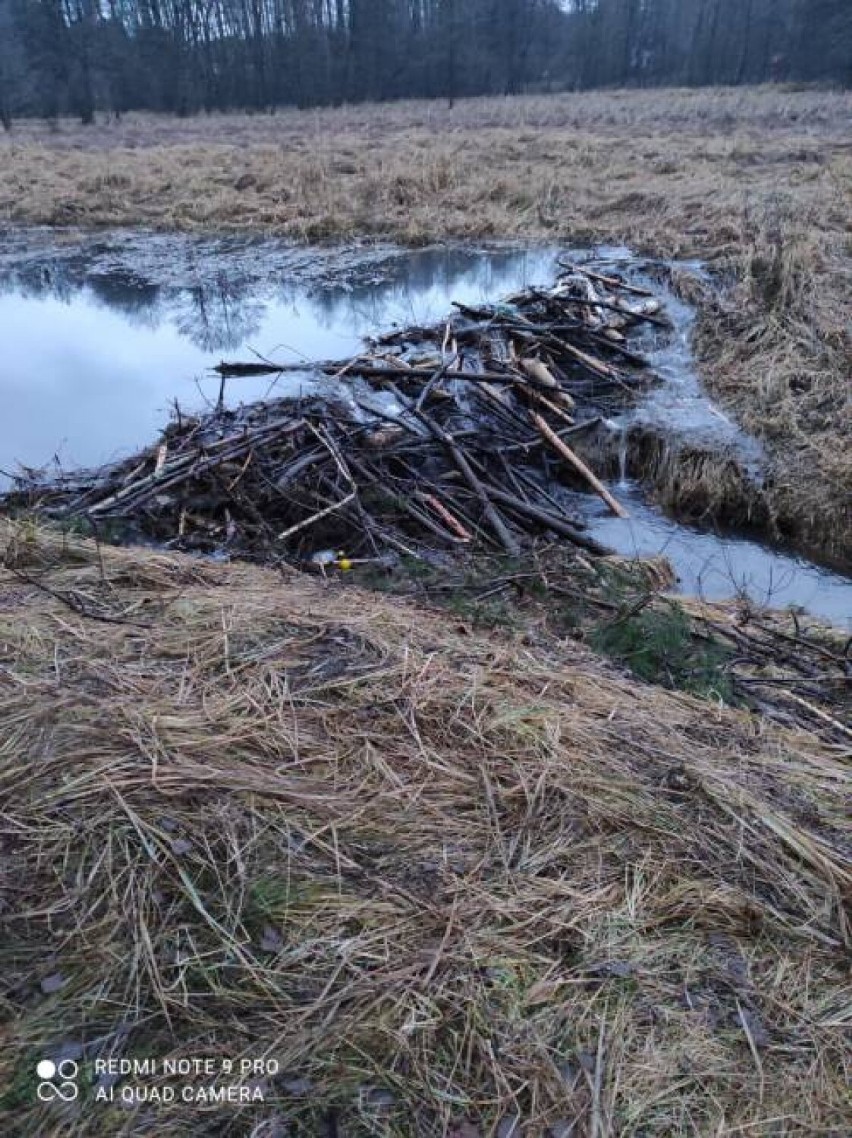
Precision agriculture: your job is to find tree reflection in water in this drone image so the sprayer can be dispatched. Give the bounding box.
[0,231,561,478]
[0,233,560,355]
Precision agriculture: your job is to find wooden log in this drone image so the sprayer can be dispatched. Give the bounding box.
[213,361,281,377]
[519,358,575,410]
[413,408,520,555]
[482,485,613,556]
[530,412,629,519]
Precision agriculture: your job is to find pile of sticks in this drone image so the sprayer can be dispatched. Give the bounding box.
[5,261,668,565]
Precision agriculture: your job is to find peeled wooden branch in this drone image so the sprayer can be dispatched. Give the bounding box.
[418,493,473,542]
[276,490,357,541]
[530,412,629,519]
[520,358,575,410]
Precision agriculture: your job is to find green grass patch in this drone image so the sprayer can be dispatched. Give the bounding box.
[589,601,737,702]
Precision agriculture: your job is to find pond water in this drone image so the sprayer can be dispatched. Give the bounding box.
[0,229,849,627]
[0,231,561,476]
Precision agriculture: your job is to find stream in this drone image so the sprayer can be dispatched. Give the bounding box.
[0,229,849,628]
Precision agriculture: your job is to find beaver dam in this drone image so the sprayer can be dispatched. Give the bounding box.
[5,258,663,550]
[4,243,851,627]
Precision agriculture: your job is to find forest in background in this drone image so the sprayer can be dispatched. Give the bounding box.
[0,0,850,125]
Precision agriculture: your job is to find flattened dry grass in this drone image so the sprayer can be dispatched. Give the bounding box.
[1,520,849,1136]
[1,86,851,560]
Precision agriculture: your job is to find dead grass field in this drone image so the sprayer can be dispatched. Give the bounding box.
[0,519,850,1136]
[1,87,851,560]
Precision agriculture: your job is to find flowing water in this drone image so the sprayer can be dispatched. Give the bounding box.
[0,229,849,627]
[583,483,851,627]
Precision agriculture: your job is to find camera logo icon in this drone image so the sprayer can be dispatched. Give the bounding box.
[36,1059,79,1102]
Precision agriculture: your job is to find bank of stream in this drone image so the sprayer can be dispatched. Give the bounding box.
[0,229,849,629]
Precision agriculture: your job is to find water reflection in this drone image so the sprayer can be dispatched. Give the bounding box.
[0,235,561,354]
[0,234,561,474]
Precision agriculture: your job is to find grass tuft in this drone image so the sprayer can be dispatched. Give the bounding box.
[0,520,849,1135]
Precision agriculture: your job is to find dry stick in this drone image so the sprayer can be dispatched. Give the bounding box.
[391,456,489,546]
[557,260,655,297]
[86,419,304,515]
[749,618,851,671]
[531,412,629,519]
[347,456,463,546]
[84,452,199,513]
[351,498,385,557]
[412,408,520,556]
[590,1011,609,1138]
[386,494,462,545]
[482,485,612,556]
[497,452,536,506]
[499,416,603,455]
[306,420,357,491]
[461,468,609,553]
[415,353,459,414]
[474,383,544,446]
[2,562,154,628]
[502,460,587,528]
[276,491,357,541]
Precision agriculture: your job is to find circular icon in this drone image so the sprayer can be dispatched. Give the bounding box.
[36,1058,79,1103]
[37,1080,78,1102]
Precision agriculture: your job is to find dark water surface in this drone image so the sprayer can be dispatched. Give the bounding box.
[0,229,849,627]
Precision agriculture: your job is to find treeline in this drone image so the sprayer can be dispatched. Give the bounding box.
[0,0,850,126]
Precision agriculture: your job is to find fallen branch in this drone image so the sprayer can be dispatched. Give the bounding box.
[530,412,629,519]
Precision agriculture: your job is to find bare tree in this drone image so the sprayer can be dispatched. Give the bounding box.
[0,0,846,124]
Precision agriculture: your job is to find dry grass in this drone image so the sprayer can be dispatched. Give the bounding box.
[2,86,851,560]
[1,519,849,1136]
